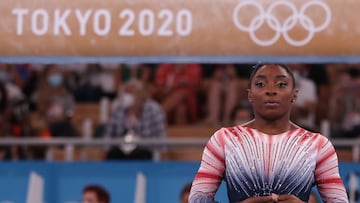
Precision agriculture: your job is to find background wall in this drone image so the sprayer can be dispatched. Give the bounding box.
[0,161,228,203]
[0,161,358,203]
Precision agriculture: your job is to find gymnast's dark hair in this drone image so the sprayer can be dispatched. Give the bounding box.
[247,63,296,89]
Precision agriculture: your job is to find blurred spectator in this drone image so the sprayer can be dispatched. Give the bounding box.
[0,66,10,138]
[96,65,118,99]
[202,64,246,126]
[330,67,360,138]
[9,64,30,93]
[34,64,77,136]
[0,64,29,160]
[27,64,78,159]
[0,64,26,104]
[24,66,41,110]
[0,81,8,134]
[118,63,155,97]
[307,64,331,127]
[153,64,202,125]
[289,64,318,131]
[180,182,192,203]
[62,69,80,94]
[74,64,105,102]
[231,104,253,126]
[103,79,167,160]
[119,63,151,82]
[0,81,10,160]
[82,184,111,203]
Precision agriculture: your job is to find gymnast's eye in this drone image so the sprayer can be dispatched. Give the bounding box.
[277,82,288,88]
[255,81,265,88]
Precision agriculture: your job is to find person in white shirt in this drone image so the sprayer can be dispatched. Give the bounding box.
[289,64,318,131]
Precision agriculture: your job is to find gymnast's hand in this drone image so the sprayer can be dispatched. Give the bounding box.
[277,194,304,203]
[237,194,278,203]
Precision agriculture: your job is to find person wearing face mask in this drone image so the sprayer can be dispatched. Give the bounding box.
[47,72,63,88]
[103,79,167,160]
[29,64,78,159]
[35,65,75,122]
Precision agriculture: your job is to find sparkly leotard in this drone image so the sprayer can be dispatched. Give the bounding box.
[189,126,348,203]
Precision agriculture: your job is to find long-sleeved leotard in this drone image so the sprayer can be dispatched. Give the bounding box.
[189,126,348,203]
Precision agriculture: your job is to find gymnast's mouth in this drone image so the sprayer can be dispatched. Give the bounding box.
[264,100,280,107]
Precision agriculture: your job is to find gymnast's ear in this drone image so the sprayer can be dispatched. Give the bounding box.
[248,89,253,103]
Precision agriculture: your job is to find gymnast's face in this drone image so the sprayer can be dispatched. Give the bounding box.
[248,64,297,120]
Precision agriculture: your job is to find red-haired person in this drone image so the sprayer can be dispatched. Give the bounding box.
[82,184,110,203]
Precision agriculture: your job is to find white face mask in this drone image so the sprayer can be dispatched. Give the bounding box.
[121,93,135,108]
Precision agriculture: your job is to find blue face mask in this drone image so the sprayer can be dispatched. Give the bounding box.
[47,74,63,87]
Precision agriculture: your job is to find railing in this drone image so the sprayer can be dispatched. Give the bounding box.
[0,138,359,162]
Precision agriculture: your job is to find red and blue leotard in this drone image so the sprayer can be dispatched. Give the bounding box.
[189,126,348,203]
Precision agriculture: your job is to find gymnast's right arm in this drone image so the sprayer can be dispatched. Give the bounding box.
[189,128,226,203]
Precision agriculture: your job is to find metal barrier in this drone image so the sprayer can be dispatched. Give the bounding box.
[0,137,359,162]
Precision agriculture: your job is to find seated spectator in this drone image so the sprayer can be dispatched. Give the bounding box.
[95,64,118,100]
[330,67,360,138]
[153,64,202,125]
[9,64,30,95]
[74,63,105,102]
[0,64,26,105]
[0,81,8,136]
[231,104,253,126]
[29,64,78,159]
[203,64,248,126]
[118,63,155,97]
[0,65,29,160]
[103,79,167,160]
[119,63,151,82]
[0,80,10,160]
[289,64,318,132]
[307,64,331,128]
[82,184,111,203]
[35,64,78,137]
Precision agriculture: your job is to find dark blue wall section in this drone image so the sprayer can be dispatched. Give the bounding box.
[0,161,358,203]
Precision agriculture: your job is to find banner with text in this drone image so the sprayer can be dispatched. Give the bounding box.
[0,0,359,57]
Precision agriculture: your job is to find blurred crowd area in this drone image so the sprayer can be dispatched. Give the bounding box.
[0,63,360,160]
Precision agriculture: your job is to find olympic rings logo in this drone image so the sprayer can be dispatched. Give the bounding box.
[232,0,331,47]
